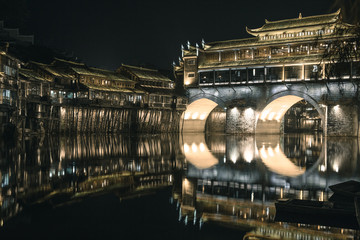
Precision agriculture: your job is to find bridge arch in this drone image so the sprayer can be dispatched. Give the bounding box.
[255,90,325,135]
[182,93,226,133]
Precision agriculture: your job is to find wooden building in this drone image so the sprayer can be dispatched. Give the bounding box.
[117,64,177,109]
[0,49,21,135]
[175,9,358,87]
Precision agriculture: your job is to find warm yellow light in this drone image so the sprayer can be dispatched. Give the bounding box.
[192,112,199,119]
[243,147,253,163]
[260,109,270,121]
[184,112,191,120]
[199,143,205,152]
[199,113,206,120]
[260,146,267,159]
[191,143,198,152]
[244,108,253,117]
[275,144,280,153]
[268,112,275,120]
[230,151,239,163]
[184,143,190,153]
[268,147,274,157]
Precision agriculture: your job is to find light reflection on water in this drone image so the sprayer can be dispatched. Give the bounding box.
[181,133,360,239]
[0,133,359,238]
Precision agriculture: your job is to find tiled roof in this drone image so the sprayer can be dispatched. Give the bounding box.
[246,9,342,35]
[121,64,172,82]
[19,68,51,82]
[29,61,63,77]
[206,38,258,50]
[72,67,105,77]
[52,57,85,66]
[89,67,135,83]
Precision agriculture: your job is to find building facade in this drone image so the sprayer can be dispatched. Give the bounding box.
[176,9,357,87]
[0,53,186,135]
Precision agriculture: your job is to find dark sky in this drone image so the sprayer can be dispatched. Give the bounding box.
[2,0,336,70]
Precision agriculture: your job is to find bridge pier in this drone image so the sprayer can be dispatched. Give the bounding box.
[326,104,359,137]
[225,106,256,134]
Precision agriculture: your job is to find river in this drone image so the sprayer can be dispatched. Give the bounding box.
[0,133,359,239]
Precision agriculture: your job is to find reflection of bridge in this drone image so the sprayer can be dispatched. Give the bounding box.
[176,10,360,137]
[176,176,358,239]
[182,133,360,191]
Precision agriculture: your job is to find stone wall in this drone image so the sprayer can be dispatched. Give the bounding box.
[327,104,358,137]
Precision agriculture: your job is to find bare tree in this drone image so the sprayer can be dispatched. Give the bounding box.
[321,1,360,79]
[331,0,360,24]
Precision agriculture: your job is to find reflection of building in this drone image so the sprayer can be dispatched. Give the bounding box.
[284,100,322,132]
[0,134,184,226]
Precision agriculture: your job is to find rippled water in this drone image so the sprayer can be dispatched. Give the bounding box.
[0,133,359,239]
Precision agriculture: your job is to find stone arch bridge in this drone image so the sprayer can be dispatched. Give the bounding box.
[182,81,360,136]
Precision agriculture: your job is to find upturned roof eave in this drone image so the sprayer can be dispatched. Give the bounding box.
[246,9,342,35]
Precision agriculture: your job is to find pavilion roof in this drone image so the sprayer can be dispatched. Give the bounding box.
[246,9,343,36]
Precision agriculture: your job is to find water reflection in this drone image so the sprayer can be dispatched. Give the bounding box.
[1,133,360,239]
[182,133,218,169]
[179,133,360,239]
[0,134,184,226]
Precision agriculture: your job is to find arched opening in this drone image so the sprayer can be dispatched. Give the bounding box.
[181,98,219,132]
[256,95,324,134]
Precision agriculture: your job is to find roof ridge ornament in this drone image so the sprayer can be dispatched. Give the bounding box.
[299,13,302,19]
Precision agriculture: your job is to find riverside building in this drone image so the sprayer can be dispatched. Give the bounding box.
[175,9,357,87]
[175,9,360,136]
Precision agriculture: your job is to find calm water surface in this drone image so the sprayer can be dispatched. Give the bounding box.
[0,133,359,239]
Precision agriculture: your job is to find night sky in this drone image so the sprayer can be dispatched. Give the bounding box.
[1,0,337,70]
